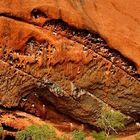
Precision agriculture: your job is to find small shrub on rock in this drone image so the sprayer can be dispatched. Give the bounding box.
[16,124,57,140]
[92,131,116,140]
[95,105,125,140]
[136,132,140,140]
[97,105,125,135]
[72,130,86,140]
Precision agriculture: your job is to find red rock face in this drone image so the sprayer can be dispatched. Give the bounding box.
[0,0,139,127]
[0,0,139,72]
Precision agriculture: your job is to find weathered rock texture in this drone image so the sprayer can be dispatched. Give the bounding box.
[0,0,139,71]
[0,0,140,127]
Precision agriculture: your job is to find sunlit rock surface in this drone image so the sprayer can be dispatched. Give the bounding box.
[0,0,139,71]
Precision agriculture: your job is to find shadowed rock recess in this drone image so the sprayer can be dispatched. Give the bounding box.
[0,0,140,128]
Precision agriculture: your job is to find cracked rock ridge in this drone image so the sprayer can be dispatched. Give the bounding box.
[0,0,139,127]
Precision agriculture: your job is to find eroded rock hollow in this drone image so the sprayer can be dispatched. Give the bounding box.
[0,0,140,132]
